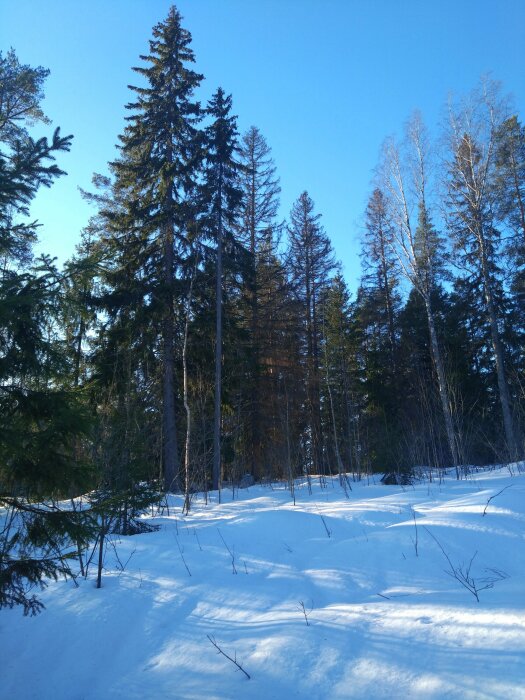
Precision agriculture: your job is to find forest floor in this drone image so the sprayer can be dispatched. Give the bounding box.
[2,465,525,699]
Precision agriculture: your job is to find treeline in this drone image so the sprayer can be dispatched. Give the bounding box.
[1,6,524,612]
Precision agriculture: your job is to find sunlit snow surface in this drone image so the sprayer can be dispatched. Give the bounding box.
[2,466,525,699]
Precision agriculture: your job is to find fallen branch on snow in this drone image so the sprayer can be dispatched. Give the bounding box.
[207,635,250,679]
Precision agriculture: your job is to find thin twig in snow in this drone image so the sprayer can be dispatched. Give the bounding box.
[411,506,419,557]
[315,505,332,538]
[299,600,312,626]
[193,528,203,551]
[175,535,191,577]
[483,485,511,516]
[207,635,250,679]
[217,528,237,573]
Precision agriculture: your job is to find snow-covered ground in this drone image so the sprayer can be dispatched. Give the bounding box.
[2,466,525,699]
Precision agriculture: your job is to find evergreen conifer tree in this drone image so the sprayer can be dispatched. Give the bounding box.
[0,50,93,615]
[201,87,243,491]
[355,187,403,471]
[287,192,337,474]
[237,126,281,478]
[320,275,356,480]
[105,6,204,492]
[446,88,520,460]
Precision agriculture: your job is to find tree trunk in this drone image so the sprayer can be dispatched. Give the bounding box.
[479,243,519,460]
[212,178,223,492]
[379,233,397,369]
[311,284,323,474]
[183,255,197,514]
[250,186,262,479]
[162,226,179,492]
[325,355,345,484]
[424,295,460,476]
[304,250,317,473]
[96,514,105,589]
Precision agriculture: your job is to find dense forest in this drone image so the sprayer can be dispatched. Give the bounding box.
[1,6,524,613]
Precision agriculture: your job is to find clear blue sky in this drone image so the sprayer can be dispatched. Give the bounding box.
[2,0,524,292]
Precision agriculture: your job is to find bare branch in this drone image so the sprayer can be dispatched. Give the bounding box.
[207,635,251,680]
[482,485,511,516]
[298,600,312,626]
[217,528,237,573]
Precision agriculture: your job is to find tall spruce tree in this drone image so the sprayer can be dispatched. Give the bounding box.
[356,188,402,471]
[288,192,337,474]
[320,275,356,480]
[201,88,243,491]
[106,6,203,492]
[446,85,520,460]
[493,115,525,248]
[237,126,281,478]
[362,188,399,366]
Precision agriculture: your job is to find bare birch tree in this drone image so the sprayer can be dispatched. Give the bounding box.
[379,113,461,475]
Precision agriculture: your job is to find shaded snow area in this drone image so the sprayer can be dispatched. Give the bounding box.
[2,467,525,699]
